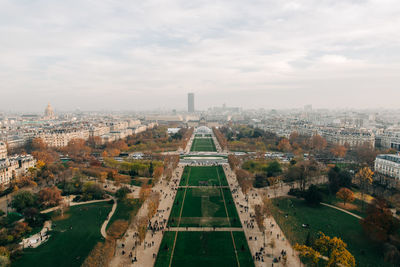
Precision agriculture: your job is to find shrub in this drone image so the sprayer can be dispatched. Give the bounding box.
[304,185,322,206]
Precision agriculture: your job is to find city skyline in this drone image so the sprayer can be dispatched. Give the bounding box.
[1,0,400,112]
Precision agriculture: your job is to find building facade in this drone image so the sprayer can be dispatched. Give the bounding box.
[0,155,36,185]
[0,142,7,160]
[375,154,400,180]
[320,129,375,148]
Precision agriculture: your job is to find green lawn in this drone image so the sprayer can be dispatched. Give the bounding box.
[168,187,241,227]
[107,198,142,230]
[190,138,216,152]
[179,166,228,186]
[130,178,152,186]
[271,197,388,267]
[154,231,254,267]
[13,202,112,267]
[320,190,367,218]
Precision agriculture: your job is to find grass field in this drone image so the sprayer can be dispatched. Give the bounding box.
[190,138,216,152]
[157,165,253,266]
[154,231,254,267]
[14,202,112,267]
[271,197,388,267]
[130,178,153,186]
[179,166,228,186]
[168,187,241,227]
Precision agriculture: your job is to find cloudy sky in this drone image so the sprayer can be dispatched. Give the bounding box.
[1,0,399,112]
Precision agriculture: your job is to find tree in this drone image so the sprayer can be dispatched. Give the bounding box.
[147,192,160,220]
[299,232,356,267]
[235,169,254,193]
[289,131,300,145]
[383,243,400,266]
[353,144,377,165]
[153,166,164,182]
[356,167,373,210]
[107,220,128,240]
[294,244,320,266]
[139,184,152,201]
[64,138,92,162]
[116,186,131,200]
[310,135,327,152]
[361,198,399,243]
[87,136,103,149]
[136,217,148,244]
[314,232,355,267]
[328,166,352,194]
[38,186,62,207]
[264,160,282,177]
[82,240,115,267]
[330,145,347,158]
[267,176,280,197]
[148,161,154,177]
[254,204,265,232]
[0,246,10,267]
[11,191,37,213]
[31,138,47,151]
[305,185,322,206]
[277,138,292,152]
[82,182,105,201]
[336,188,355,207]
[228,154,240,170]
[286,160,319,191]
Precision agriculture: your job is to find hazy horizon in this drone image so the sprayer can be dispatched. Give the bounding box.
[1,0,399,112]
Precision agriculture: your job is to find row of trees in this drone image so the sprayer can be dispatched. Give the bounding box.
[212,127,227,150]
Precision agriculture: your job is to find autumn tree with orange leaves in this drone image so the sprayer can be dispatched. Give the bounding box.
[356,167,373,210]
[38,186,62,208]
[330,145,347,158]
[277,138,292,152]
[361,198,399,243]
[310,135,327,152]
[336,188,355,207]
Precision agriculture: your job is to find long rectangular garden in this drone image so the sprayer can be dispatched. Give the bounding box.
[154,231,253,267]
[179,166,228,186]
[190,138,216,152]
[155,165,254,267]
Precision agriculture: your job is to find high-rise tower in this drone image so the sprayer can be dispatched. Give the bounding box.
[188,93,195,113]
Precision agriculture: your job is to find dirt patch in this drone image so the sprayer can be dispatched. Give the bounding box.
[52,213,71,221]
[336,203,358,211]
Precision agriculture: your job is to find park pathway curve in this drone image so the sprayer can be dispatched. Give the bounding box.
[321,202,363,219]
[100,196,117,239]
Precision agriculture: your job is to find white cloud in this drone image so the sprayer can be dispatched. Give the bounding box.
[0,0,399,111]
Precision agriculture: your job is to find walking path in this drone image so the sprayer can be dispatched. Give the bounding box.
[179,185,230,188]
[224,164,300,266]
[321,202,363,219]
[40,197,112,214]
[167,227,243,232]
[100,196,118,238]
[21,220,52,249]
[110,164,185,267]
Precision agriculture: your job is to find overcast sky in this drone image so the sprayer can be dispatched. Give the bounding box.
[1,0,399,112]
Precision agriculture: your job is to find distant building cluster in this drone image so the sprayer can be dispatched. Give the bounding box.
[0,104,157,149]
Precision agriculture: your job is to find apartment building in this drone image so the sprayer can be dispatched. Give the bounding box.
[375,154,400,180]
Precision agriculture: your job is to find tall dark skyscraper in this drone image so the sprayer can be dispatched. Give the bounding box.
[188,93,194,113]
